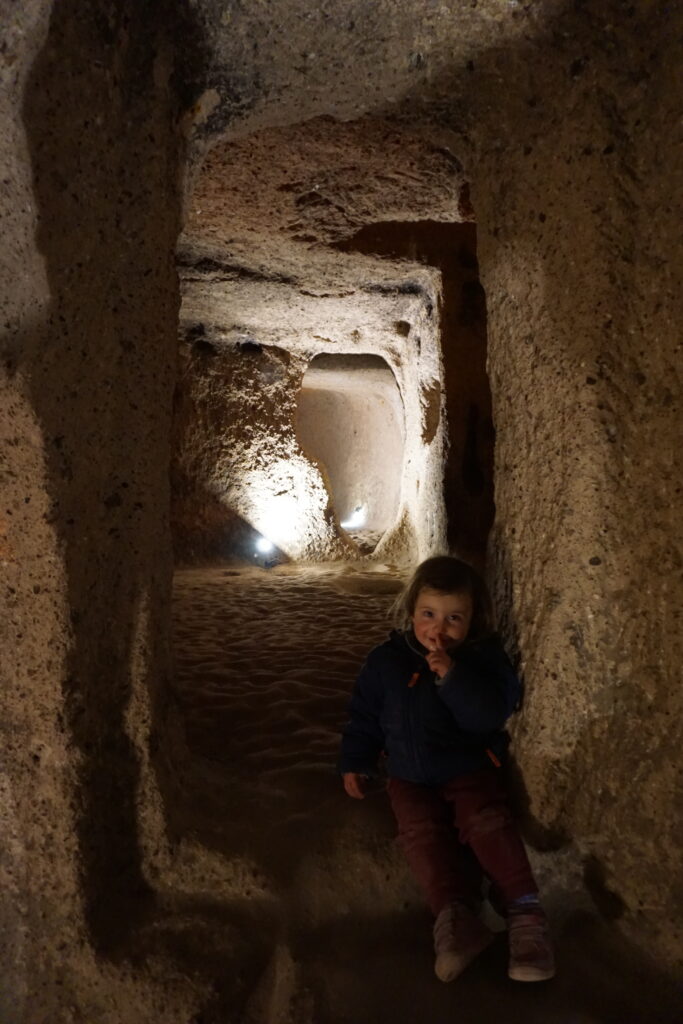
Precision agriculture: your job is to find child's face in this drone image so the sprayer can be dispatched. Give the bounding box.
[411,587,473,652]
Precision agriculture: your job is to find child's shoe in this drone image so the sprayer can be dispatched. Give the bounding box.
[507,910,556,982]
[433,901,494,982]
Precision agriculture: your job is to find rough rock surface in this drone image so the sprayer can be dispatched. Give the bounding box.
[1,0,682,1019]
[339,220,494,561]
[174,117,469,563]
[1,2,203,1020]
[172,336,349,563]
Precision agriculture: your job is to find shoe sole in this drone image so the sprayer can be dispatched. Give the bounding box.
[435,930,495,983]
[508,965,556,982]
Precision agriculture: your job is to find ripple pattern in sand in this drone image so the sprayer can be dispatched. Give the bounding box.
[171,564,404,848]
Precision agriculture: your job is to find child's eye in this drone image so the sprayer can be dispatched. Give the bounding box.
[422,610,433,618]
[448,614,462,622]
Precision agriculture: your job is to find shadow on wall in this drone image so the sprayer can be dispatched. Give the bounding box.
[171,480,290,568]
[20,0,205,954]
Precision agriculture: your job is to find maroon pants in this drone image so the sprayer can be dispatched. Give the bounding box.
[387,770,537,917]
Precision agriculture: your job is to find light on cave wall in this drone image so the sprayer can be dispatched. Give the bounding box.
[242,456,330,559]
[340,506,366,530]
[255,536,274,553]
[255,491,301,551]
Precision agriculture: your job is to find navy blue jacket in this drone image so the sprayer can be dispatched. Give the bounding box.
[338,630,521,785]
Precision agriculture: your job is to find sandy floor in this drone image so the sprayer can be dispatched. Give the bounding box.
[163,564,682,1024]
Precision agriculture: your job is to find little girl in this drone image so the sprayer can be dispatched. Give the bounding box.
[339,556,554,983]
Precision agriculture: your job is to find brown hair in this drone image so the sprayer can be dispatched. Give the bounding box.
[394,555,494,640]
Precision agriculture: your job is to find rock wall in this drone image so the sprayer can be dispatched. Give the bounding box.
[467,6,683,969]
[172,333,350,563]
[339,221,494,563]
[1,1,203,1019]
[1,0,681,1016]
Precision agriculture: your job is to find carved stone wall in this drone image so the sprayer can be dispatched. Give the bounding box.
[1,2,681,1019]
[1,1,202,1019]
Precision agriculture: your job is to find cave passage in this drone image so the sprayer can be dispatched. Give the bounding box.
[297,354,405,553]
[163,103,679,1024]
[167,563,682,1023]
[4,3,682,1021]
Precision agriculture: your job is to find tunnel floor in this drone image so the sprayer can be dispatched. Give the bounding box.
[162,565,681,1024]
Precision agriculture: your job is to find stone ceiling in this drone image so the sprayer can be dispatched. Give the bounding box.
[175,0,569,354]
[179,0,558,140]
[178,116,473,355]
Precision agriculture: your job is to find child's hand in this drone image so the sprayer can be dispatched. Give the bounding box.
[343,772,369,799]
[426,638,453,679]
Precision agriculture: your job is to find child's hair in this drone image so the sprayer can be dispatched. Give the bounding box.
[394,555,495,640]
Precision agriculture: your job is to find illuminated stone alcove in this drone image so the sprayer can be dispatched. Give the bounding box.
[296,353,405,552]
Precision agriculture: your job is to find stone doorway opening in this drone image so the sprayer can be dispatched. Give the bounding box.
[296,354,405,554]
[171,116,489,566]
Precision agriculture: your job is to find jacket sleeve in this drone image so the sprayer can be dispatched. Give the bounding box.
[338,650,386,776]
[436,635,521,734]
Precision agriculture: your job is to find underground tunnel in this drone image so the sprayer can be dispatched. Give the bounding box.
[2,2,682,1022]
